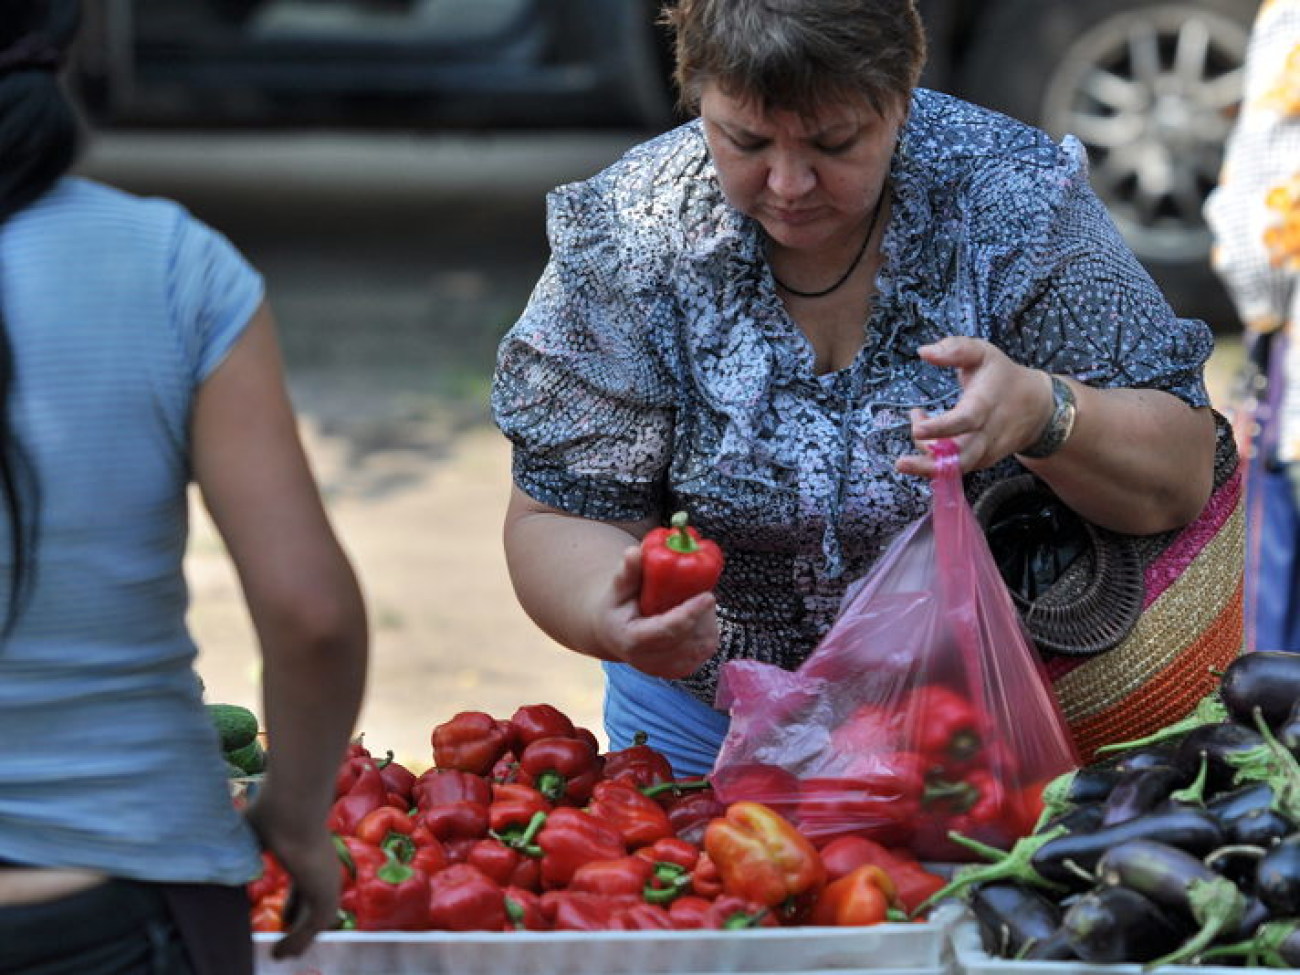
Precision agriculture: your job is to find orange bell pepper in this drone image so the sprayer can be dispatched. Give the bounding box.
[810,863,897,926]
[703,800,826,922]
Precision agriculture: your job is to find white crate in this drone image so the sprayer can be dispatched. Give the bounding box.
[951,919,1295,975]
[253,904,963,975]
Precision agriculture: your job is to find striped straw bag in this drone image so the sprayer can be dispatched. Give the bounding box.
[974,412,1244,763]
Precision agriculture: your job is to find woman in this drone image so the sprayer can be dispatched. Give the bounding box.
[493,0,1220,776]
[1205,0,1300,653]
[0,2,368,971]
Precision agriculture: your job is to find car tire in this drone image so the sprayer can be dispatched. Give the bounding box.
[956,0,1258,329]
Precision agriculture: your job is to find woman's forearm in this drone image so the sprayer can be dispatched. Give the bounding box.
[1022,379,1216,535]
[503,486,653,659]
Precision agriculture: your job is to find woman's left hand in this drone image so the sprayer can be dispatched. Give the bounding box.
[895,336,1050,477]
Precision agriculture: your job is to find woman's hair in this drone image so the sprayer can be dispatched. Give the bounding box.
[0,0,83,632]
[663,0,926,119]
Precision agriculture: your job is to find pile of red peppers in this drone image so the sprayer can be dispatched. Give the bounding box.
[247,703,952,933]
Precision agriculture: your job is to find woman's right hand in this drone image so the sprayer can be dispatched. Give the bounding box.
[591,544,720,680]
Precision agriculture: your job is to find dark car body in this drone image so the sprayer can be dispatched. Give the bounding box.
[77,0,1262,324]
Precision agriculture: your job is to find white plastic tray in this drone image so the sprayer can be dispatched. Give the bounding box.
[253,904,963,975]
[950,919,1295,975]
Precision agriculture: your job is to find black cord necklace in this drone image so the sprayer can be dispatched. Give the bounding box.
[769,197,883,299]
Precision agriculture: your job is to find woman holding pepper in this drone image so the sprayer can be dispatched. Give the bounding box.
[493,0,1224,776]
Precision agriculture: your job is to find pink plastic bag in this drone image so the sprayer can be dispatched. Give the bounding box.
[711,441,1079,860]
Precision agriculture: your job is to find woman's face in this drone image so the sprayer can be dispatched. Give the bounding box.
[700,81,903,254]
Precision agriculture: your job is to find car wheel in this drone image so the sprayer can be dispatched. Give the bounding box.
[958,0,1259,327]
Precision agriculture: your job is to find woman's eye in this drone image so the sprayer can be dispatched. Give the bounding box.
[817,138,857,155]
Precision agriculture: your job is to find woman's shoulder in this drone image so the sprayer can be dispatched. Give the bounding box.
[904,89,1077,175]
[545,121,722,257]
[22,177,197,245]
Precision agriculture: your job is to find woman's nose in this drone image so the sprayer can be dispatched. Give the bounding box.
[766,153,816,200]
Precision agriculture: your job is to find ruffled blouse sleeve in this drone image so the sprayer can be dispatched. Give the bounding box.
[967,137,1214,407]
[492,174,678,522]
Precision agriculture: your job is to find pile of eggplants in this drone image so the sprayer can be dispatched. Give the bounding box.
[931,651,1300,969]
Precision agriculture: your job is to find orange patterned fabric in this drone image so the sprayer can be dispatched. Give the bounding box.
[1048,463,1246,762]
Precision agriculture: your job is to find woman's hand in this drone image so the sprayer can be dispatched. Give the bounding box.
[590,544,721,680]
[896,336,1051,476]
[244,794,342,959]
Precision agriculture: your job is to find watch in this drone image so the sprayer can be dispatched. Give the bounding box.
[1020,374,1077,459]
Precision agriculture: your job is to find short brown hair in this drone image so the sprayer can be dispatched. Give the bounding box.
[662,0,926,119]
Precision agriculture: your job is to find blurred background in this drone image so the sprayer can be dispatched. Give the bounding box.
[70,0,1256,769]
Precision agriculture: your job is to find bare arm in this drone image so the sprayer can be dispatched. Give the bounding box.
[503,486,719,679]
[191,301,368,958]
[898,337,1215,534]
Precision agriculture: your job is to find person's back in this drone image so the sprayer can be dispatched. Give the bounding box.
[0,3,368,972]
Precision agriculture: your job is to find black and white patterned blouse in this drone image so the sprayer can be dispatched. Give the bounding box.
[492,88,1214,709]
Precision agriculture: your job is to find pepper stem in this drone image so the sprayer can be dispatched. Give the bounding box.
[664,511,701,554]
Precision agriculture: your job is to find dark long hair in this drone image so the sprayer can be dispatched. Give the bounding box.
[0,0,83,633]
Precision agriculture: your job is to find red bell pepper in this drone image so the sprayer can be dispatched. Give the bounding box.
[816,835,946,916]
[503,886,548,931]
[541,890,638,931]
[535,806,627,889]
[410,838,448,878]
[634,836,700,872]
[488,782,551,834]
[601,731,675,790]
[689,850,724,899]
[518,735,602,805]
[246,851,288,906]
[809,863,897,927]
[668,895,717,929]
[707,893,780,929]
[711,762,801,811]
[586,778,674,848]
[354,856,430,932]
[614,901,677,930]
[375,751,417,808]
[509,703,577,746]
[431,710,512,776]
[328,758,389,835]
[354,805,417,862]
[796,767,921,847]
[906,684,985,774]
[427,863,508,932]
[250,886,289,933]
[638,510,724,616]
[569,854,656,898]
[413,767,493,811]
[828,702,905,755]
[703,800,826,923]
[416,799,490,845]
[654,781,726,846]
[466,837,541,891]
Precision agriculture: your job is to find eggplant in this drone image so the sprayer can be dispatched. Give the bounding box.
[1041,802,1104,836]
[1020,929,1079,961]
[1219,651,1300,730]
[1227,807,1294,847]
[1099,764,1188,826]
[968,881,1063,959]
[1230,894,1272,940]
[1205,844,1268,890]
[1108,738,1192,773]
[1060,885,1186,964]
[1060,765,1122,804]
[1030,803,1224,887]
[1173,721,1267,795]
[1096,838,1249,967]
[1207,781,1276,825]
[1256,834,1300,917]
[1278,698,1300,758]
